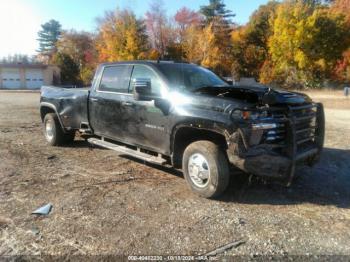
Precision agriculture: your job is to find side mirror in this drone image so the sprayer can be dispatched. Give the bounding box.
[133,78,152,101]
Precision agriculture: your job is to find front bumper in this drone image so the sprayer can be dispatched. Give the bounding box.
[226,103,325,185]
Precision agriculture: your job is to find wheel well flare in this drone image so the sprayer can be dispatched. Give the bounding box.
[172,127,227,168]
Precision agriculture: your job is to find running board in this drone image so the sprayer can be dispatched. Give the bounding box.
[88,138,167,165]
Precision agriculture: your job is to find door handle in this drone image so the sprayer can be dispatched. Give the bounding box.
[90,98,99,102]
[122,101,133,106]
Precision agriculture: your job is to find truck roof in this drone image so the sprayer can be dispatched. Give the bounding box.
[99,60,190,67]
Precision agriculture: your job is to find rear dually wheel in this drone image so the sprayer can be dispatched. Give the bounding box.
[43,113,74,146]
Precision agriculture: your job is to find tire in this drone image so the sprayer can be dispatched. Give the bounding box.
[182,140,230,198]
[43,113,75,146]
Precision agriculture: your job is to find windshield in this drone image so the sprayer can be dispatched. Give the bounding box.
[157,63,229,92]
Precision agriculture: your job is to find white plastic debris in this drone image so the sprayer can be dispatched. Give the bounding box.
[32,203,53,215]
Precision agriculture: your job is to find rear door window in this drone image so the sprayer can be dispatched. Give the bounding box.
[99,65,132,93]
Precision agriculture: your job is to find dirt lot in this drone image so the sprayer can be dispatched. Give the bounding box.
[0,90,349,257]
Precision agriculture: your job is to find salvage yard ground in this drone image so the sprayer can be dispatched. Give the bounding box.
[0,90,349,256]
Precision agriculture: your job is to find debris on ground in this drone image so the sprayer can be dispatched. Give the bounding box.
[203,239,246,257]
[238,218,246,225]
[32,204,53,216]
[0,216,12,229]
[47,155,56,160]
[72,176,136,189]
[30,226,40,236]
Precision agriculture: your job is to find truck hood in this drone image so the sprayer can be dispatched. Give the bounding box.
[192,85,312,106]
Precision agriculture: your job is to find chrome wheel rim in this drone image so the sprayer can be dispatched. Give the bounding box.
[188,153,210,188]
[45,120,54,141]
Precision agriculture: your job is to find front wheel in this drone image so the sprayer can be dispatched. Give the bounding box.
[43,113,75,146]
[182,141,230,198]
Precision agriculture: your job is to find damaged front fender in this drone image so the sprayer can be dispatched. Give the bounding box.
[226,129,291,179]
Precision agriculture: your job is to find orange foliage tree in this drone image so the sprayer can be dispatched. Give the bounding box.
[330,0,350,82]
[57,30,97,85]
[95,9,148,62]
[231,1,279,81]
[267,0,350,88]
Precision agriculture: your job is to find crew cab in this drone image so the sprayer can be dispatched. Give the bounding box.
[40,61,325,198]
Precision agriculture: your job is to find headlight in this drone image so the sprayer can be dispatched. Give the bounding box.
[231,110,268,120]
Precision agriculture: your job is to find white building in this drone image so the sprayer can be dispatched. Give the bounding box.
[0,63,60,89]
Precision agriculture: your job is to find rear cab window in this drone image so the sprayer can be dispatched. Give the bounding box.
[99,65,133,93]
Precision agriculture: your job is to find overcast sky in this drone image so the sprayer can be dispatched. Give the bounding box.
[0,0,269,58]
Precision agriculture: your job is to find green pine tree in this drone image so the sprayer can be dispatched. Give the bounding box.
[37,20,62,57]
[200,0,235,25]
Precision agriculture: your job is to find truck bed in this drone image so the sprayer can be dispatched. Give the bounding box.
[40,86,90,131]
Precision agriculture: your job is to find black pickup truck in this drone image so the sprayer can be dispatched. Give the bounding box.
[40,61,325,198]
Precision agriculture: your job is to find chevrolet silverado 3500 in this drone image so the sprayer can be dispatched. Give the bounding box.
[40,61,325,198]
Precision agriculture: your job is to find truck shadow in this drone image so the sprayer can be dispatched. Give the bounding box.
[127,147,350,208]
[66,140,349,208]
[221,147,350,208]
[121,147,350,208]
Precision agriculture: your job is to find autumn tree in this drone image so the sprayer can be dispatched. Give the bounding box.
[57,30,94,67]
[52,52,80,85]
[330,0,350,18]
[182,25,203,64]
[175,7,201,41]
[330,0,350,82]
[57,30,98,85]
[200,22,223,71]
[162,7,201,61]
[182,19,232,75]
[96,9,148,62]
[145,0,175,58]
[231,1,279,80]
[268,0,350,88]
[333,50,350,82]
[192,0,235,76]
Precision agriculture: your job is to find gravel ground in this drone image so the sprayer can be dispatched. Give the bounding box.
[0,91,349,258]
